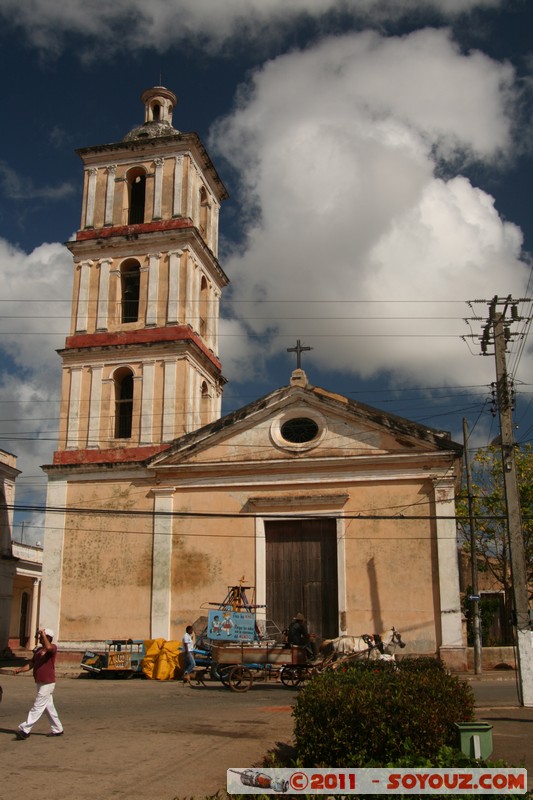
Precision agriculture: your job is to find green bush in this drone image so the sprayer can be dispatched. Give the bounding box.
[293,658,475,766]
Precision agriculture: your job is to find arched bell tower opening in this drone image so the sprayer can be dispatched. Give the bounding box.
[120,260,141,323]
[127,167,147,225]
[114,367,135,439]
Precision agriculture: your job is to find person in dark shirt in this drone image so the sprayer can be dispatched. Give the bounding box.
[14,627,64,739]
[287,613,318,660]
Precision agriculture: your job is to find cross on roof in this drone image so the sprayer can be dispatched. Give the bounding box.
[287,339,313,369]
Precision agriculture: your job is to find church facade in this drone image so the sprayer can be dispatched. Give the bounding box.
[41,87,466,668]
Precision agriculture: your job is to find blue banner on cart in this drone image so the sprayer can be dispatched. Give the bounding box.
[208,610,256,641]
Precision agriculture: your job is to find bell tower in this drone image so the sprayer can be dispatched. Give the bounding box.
[53,86,229,465]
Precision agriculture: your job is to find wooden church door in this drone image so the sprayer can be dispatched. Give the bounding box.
[265,518,338,639]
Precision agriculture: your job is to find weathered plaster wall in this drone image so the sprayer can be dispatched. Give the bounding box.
[59,480,153,640]
[169,487,255,637]
[342,479,439,651]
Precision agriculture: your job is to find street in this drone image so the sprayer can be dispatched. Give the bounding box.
[0,672,531,799]
[0,673,297,800]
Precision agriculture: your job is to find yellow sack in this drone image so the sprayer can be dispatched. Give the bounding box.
[141,638,165,679]
[153,640,182,681]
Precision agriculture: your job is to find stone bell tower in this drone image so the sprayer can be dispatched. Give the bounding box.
[53,86,229,466]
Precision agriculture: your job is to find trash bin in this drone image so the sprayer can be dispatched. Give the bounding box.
[455,722,493,759]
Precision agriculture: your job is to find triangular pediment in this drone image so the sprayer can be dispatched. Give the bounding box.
[148,374,461,470]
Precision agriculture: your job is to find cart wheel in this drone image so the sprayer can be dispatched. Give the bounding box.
[219,665,235,686]
[228,665,253,693]
[280,665,306,687]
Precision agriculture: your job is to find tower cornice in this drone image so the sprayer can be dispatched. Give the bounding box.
[67,223,230,287]
[60,325,223,372]
[76,132,229,201]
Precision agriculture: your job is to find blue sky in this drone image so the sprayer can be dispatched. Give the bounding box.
[0,0,532,544]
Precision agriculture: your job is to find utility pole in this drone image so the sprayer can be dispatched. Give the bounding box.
[463,418,482,674]
[477,296,533,706]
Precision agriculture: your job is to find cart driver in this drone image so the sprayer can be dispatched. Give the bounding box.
[287,613,318,661]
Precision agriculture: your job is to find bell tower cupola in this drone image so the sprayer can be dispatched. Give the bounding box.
[52,86,229,467]
[142,86,176,125]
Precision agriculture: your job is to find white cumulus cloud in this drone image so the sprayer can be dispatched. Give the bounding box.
[0,0,504,54]
[213,28,530,387]
[0,239,72,533]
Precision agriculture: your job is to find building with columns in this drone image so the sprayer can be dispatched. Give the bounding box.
[1,449,19,653]
[41,86,466,668]
[1,449,43,655]
[9,541,43,651]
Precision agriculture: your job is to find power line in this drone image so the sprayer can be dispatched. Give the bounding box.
[3,502,515,525]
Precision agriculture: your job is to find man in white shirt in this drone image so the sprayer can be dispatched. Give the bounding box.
[182,625,196,684]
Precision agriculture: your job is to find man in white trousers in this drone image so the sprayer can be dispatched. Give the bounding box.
[14,626,64,739]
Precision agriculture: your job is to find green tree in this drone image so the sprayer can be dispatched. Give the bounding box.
[458,444,533,633]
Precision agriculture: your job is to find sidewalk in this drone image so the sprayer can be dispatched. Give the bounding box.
[456,670,532,788]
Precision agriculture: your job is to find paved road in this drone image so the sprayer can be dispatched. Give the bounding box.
[0,672,530,799]
[0,673,296,800]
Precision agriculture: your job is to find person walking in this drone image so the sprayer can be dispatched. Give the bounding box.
[14,626,64,739]
[182,625,196,685]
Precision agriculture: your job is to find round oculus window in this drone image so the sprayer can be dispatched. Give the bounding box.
[280,416,319,444]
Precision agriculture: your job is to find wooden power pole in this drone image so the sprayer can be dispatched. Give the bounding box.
[479,296,533,706]
[463,418,482,674]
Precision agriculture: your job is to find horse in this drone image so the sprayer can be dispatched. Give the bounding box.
[319,627,406,660]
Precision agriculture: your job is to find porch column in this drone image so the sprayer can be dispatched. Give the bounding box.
[186,157,194,219]
[96,258,112,330]
[66,367,82,448]
[153,158,164,220]
[104,165,117,226]
[40,479,67,642]
[140,362,155,444]
[146,253,160,327]
[434,478,466,670]
[212,204,219,256]
[173,155,184,217]
[183,251,195,328]
[254,517,266,625]
[75,260,92,332]
[151,489,174,639]
[84,167,97,228]
[162,360,177,440]
[167,250,181,324]
[30,578,41,642]
[212,289,220,354]
[336,516,348,635]
[87,365,103,448]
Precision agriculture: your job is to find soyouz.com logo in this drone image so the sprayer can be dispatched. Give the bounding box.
[227,768,528,794]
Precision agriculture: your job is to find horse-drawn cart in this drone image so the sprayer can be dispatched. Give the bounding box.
[211,641,307,692]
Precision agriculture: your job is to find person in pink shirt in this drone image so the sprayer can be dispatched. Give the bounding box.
[14,626,64,739]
